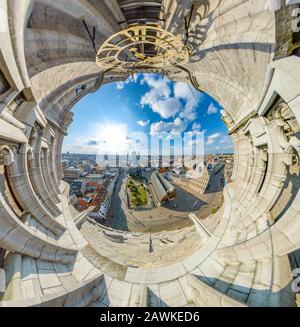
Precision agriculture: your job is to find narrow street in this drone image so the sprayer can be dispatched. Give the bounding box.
[105,168,225,233]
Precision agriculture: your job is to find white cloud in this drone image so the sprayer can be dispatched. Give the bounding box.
[205,134,233,154]
[116,82,125,90]
[207,132,221,145]
[139,75,208,122]
[116,74,138,90]
[173,82,190,99]
[192,122,201,130]
[207,103,218,115]
[141,75,182,119]
[214,135,231,144]
[142,74,171,97]
[137,120,150,127]
[150,118,187,138]
[144,95,182,119]
[174,82,204,121]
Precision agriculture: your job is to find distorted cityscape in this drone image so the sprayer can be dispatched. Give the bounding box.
[62,152,234,233]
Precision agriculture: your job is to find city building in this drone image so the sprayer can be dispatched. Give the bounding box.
[75,197,93,211]
[82,174,105,184]
[172,162,210,194]
[70,180,87,196]
[97,172,118,219]
[63,167,84,183]
[150,171,176,206]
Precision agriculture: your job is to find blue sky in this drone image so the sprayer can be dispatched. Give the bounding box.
[63,73,233,155]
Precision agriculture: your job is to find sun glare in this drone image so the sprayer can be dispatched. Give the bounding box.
[99,123,128,154]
